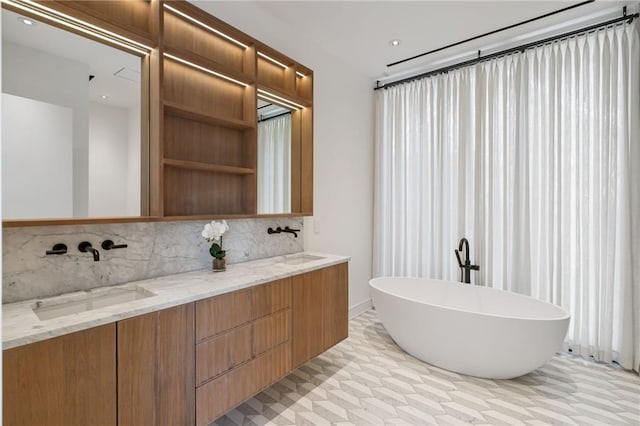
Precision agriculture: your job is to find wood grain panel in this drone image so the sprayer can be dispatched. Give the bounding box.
[292,263,349,367]
[164,12,245,72]
[196,323,252,385]
[118,312,157,425]
[253,309,291,356]
[300,106,314,213]
[292,269,325,367]
[3,325,116,426]
[164,59,246,121]
[196,288,251,341]
[196,373,228,426]
[164,115,246,166]
[295,69,313,101]
[163,167,246,216]
[322,262,349,349]
[290,109,302,212]
[118,304,195,426]
[47,0,155,42]
[156,303,196,426]
[251,277,292,319]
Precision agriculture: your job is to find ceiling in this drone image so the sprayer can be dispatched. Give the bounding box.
[2,8,141,108]
[195,1,636,85]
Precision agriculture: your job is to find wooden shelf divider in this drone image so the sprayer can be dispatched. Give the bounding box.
[163,159,255,175]
[163,45,255,85]
[164,101,254,130]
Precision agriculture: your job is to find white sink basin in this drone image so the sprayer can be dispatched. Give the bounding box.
[33,287,155,321]
[281,254,326,265]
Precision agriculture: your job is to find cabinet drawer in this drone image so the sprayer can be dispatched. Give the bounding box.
[196,342,291,426]
[251,278,291,320]
[253,308,291,356]
[196,288,251,341]
[227,342,291,408]
[196,323,252,386]
[196,374,228,426]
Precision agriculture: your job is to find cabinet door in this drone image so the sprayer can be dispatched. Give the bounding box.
[3,324,116,426]
[292,262,349,367]
[118,303,195,426]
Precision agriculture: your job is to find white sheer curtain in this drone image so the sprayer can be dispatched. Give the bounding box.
[258,114,291,214]
[374,21,640,372]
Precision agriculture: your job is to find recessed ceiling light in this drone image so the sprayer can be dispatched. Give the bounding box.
[390,39,401,47]
[18,17,35,26]
[101,95,109,100]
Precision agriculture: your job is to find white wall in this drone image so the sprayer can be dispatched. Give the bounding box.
[126,105,141,215]
[198,2,375,315]
[2,94,73,218]
[2,41,90,216]
[88,102,130,216]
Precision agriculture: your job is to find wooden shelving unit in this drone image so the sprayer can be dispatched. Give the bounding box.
[160,1,260,218]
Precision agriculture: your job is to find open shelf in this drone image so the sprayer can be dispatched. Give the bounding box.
[164,101,254,130]
[163,159,255,175]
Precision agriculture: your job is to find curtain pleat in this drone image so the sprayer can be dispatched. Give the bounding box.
[373,21,640,372]
[257,114,291,214]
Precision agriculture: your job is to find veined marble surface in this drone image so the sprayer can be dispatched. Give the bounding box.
[3,218,304,303]
[3,252,349,349]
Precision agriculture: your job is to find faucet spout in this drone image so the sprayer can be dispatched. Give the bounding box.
[78,241,100,261]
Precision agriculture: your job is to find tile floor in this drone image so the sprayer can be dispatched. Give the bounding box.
[215,310,640,425]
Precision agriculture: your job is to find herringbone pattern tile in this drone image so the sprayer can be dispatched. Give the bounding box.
[214,310,640,425]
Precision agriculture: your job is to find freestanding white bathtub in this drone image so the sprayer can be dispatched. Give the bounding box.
[369,277,570,379]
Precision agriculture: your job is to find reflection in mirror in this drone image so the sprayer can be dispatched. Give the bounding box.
[257,99,292,214]
[1,8,145,220]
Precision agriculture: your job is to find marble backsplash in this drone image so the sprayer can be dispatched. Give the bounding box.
[3,218,303,303]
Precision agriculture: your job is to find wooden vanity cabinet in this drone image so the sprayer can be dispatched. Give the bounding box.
[292,262,349,368]
[117,303,195,426]
[2,263,348,426]
[2,324,116,426]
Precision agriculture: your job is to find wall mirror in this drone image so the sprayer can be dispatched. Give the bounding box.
[257,98,299,214]
[1,7,148,221]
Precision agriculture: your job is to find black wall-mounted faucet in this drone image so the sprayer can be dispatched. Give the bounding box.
[78,241,100,261]
[454,237,479,284]
[267,226,301,238]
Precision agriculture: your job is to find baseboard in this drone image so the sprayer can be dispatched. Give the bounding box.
[349,298,372,319]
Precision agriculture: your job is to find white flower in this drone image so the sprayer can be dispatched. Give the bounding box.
[202,220,229,242]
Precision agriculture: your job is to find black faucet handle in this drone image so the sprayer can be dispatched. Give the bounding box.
[284,226,300,232]
[469,265,480,271]
[454,249,464,268]
[46,243,67,255]
[101,240,128,250]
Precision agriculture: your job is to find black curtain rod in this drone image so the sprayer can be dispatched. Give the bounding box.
[387,0,594,67]
[375,10,638,91]
[258,111,291,123]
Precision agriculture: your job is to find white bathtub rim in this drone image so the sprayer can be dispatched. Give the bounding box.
[369,276,570,322]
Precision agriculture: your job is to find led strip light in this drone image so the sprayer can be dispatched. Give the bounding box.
[257,52,306,79]
[257,89,305,110]
[164,53,248,87]
[164,4,248,49]
[2,0,152,55]
[258,51,287,68]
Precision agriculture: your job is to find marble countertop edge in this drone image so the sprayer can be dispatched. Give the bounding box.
[3,252,350,350]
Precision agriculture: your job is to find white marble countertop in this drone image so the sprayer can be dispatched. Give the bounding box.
[3,252,349,349]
